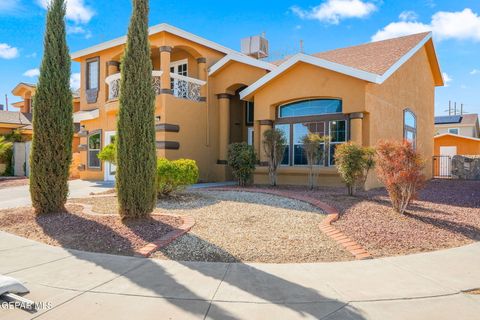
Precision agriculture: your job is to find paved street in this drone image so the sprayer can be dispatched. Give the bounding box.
[0,231,479,319]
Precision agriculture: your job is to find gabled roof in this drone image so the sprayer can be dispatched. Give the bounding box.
[240,32,442,100]
[208,53,276,76]
[11,82,36,97]
[71,23,238,60]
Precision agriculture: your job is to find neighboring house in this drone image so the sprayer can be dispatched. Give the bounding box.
[71,24,443,188]
[10,83,82,151]
[434,114,480,138]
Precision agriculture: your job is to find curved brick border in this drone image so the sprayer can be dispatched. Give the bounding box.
[205,187,372,260]
[71,201,195,258]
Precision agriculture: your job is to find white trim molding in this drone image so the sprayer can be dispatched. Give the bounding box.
[209,53,276,76]
[434,133,480,142]
[71,23,237,60]
[240,32,435,100]
[73,109,99,122]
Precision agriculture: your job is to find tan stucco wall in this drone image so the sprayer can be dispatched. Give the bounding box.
[365,47,435,188]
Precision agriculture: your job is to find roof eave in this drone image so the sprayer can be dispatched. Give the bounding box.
[71,23,237,61]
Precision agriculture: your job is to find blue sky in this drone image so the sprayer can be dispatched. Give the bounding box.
[1,0,479,115]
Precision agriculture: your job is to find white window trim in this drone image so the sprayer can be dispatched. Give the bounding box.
[292,122,327,167]
[87,131,101,169]
[328,120,348,166]
[170,59,188,74]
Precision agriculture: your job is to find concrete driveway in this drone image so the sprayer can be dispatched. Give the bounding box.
[0,231,479,319]
[0,180,114,209]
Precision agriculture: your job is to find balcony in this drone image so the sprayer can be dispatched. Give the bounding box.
[105,71,206,102]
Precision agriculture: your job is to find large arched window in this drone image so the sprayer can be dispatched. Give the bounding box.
[404,109,417,148]
[279,99,342,118]
[275,99,346,166]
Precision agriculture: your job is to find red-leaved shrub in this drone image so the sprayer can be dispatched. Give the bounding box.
[375,140,426,214]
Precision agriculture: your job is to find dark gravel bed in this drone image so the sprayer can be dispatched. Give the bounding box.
[236,180,480,257]
[0,204,183,256]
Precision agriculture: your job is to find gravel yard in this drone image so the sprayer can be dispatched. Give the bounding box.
[71,191,351,263]
[0,204,183,256]
[240,179,480,258]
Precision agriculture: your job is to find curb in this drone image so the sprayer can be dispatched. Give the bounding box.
[72,201,195,258]
[205,187,372,260]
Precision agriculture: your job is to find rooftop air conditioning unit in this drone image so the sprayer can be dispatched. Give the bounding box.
[241,34,269,59]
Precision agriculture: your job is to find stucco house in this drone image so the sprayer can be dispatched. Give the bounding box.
[71,24,443,188]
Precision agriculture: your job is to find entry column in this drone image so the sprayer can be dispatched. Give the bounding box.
[197,57,207,101]
[217,93,232,164]
[159,46,172,95]
[259,120,273,165]
[349,112,364,145]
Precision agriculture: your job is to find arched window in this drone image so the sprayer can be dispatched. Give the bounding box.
[404,109,416,148]
[279,99,342,118]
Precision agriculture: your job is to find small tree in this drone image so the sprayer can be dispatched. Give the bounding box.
[116,0,157,219]
[334,142,375,195]
[262,128,286,186]
[375,140,426,214]
[301,134,329,190]
[227,142,256,187]
[30,0,73,214]
[98,142,117,165]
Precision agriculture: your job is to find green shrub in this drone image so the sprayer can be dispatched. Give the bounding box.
[98,142,116,165]
[156,158,199,196]
[334,142,375,195]
[227,142,257,187]
[0,137,13,176]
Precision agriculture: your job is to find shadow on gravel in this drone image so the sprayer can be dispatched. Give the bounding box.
[36,210,366,320]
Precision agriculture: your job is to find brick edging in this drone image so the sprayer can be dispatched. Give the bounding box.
[72,201,195,258]
[205,187,372,260]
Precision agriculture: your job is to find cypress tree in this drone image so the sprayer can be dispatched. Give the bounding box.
[30,0,73,215]
[116,0,157,218]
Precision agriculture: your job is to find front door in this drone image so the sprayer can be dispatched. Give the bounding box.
[439,146,456,177]
[104,131,116,181]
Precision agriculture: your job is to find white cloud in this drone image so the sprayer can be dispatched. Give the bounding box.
[70,73,81,90]
[470,69,480,75]
[442,72,452,86]
[291,0,377,24]
[372,8,480,42]
[23,68,40,77]
[66,25,92,38]
[37,0,94,24]
[0,43,19,59]
[399,10,418,22]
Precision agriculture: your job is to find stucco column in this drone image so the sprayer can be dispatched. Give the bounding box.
[197,57,207,101]
[349,112,364,145]
[259,120,273,165]
[159,46,172,95]
[107,61,120,76]
[217,93,232,164]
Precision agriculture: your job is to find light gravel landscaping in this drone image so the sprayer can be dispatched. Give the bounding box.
[71,191,352,263]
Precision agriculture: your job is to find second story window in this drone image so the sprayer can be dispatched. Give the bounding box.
[86,57,99,103]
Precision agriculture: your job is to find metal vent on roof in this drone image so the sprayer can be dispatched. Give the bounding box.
[434,115,462,124]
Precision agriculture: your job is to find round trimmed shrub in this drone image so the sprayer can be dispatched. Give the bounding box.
[156,158,199,196]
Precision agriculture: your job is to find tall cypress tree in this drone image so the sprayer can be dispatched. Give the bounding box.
[30,0,73,215]
[116,0,157,218]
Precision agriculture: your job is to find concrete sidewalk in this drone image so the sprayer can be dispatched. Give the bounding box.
[0,232,479,319]
[0,180,114,209]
